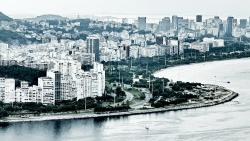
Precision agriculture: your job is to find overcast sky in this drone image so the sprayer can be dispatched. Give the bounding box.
[0,0,249,19]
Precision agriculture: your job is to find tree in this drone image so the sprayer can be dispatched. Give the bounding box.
[115,87,125,97]
[0,108,8,118]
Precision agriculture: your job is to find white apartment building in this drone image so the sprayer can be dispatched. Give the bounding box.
[15,88,22,103]
[139,46,159,57]
[74,71,92,100]
[189,42,209,52]
[53,60,81,76]
[166,40,183,55]
[48,60,105,101]
[20,81,29,103]
[14,81,29,103]
[187,38,225,53]
[60,75,75,100]
[0,78,15,103]
[28,85,42,103]
[0,59,105,105]
[47,70,61,101]
[203,38,225,47]
[130,46,140,59]
[74,62,105,100]
[38,77,55,105]
[91,62,105,97]
[0,78,5,102]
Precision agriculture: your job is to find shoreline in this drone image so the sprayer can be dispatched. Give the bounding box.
[0,57,246,123]
[154,57,250,75]
[0,85,238,123]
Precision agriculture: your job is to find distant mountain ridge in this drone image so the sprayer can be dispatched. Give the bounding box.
[0,12,13,21]
[27,14,68,21]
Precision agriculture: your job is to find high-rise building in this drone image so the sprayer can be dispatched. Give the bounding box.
[125,46,130,59]
[196,15,203,22]
[15,88,22,103]
[156,36,164,45]
[53,60,81,76]
[28,85,42,103]
[172,15,178,30]
[159,17,171,32]
[4,78,15,103]
[75,71,92,100]
[138,17,146,31]
[226,16,234,37]
[20,81,29,102]
[38,77,55,105]
[47,70,61,101]
[91,62,105,97]
[214,16,222,27]
[0,78,16,103]
[0,78,5,102]
[219,23,224,38]
[233,19,238,27]
[214,16,220,20]
[74,63,105,100]
[122,18,128,24]
[87,35,100,62]
[60,75,75,100]
[240,19,247,29]
[177,18,188,30]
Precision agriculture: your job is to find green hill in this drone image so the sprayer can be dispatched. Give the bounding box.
[0,12,12,21]
[0,29,27,44]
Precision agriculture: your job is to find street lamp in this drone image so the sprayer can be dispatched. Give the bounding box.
[111,93,116,106]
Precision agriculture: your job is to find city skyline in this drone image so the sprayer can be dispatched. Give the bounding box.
[0,1,250,140]
[1,0,250,19]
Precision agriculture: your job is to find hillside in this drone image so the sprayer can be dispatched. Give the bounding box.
[29,14,68,21]
[0,29,28,45]
[0,12,12,21]
[0,65,46,86]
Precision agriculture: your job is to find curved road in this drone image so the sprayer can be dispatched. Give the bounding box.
[124,88,152,109]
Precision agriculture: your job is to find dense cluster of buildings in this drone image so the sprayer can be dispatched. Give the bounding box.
[0,61,105,105]
[135,15,250,38]
[0,34,105,105]
[0,14,249,105]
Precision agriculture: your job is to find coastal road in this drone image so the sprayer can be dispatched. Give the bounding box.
[124,91,134,102]
[112,91,134,107]
[125,88,152,109]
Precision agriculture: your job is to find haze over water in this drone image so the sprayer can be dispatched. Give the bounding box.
[1,58,250,141]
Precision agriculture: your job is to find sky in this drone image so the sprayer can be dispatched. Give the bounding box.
[0,0,249,19]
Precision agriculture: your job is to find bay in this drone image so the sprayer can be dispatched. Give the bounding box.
[1,58,250,141]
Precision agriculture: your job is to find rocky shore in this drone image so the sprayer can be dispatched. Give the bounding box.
[0,85,238,123]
